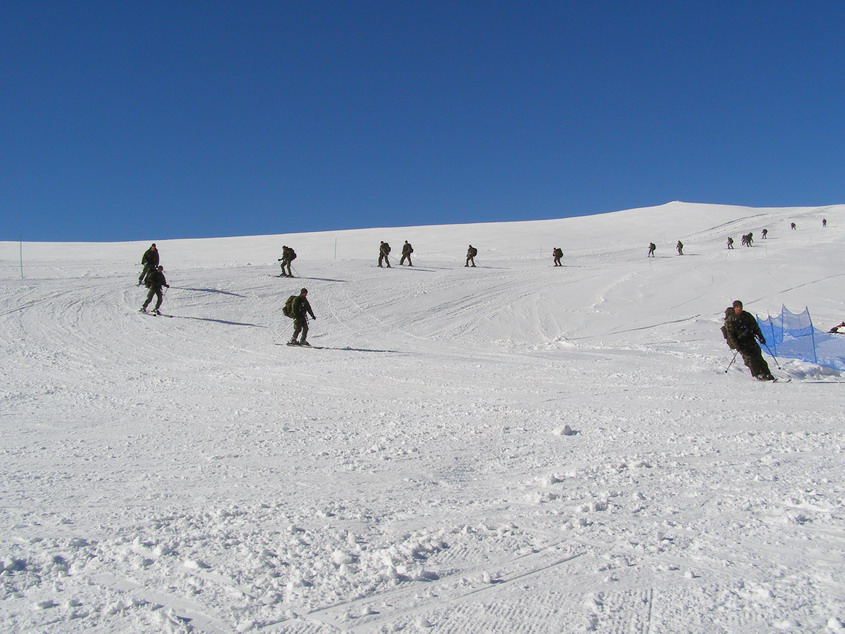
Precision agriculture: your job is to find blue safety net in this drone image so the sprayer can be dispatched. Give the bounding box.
[756,306,845,371]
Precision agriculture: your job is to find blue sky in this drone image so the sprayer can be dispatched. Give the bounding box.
[3,1,845,242]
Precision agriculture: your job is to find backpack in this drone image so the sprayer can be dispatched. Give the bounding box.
[721,309,736,349]
[283,295,297,318]
[468,247,477,257]
[289,249,296,260]
[720,324,734,349]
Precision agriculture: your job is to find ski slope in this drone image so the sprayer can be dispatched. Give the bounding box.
[1,202,843,632]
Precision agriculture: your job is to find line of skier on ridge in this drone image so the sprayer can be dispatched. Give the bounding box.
[136,216,830,363]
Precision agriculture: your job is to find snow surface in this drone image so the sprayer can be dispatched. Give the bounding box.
[1,202,844,633]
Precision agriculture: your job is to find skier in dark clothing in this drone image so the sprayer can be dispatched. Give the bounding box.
[723,300,775,381]
[676,241,684,255]
[140,266,169,315]
[552,247,563,266]
[761,229,768,239]
[790,222,797,230]
[465,245,477,267]
[647,243,656,257]
[278,246,296,277]
[138,244,159,286]
[727,237,734,249]
[400,241,414,266]
[828,321,845,334]
[378,242,392,268]
[289,288,316,346]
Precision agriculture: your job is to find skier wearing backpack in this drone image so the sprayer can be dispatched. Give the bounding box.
[723,300,775,381]
[138,243,159,286]
[552,247,563,266]
[647,242,656,257]
[676,240,684,255]
[400,241,414,266]
[378,242,392,268]
[286,288,316,346]
[140,266,169,315]
[278,246,296,277]
[465,245,477,267]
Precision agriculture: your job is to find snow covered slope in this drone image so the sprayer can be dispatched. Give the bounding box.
[1,202,843,632]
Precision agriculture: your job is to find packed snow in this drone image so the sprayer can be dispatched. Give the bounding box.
[1,202,843,633]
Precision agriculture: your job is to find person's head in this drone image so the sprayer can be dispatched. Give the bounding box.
[300,288,308,296]
[732,300,743,314]
[157,266,164,272]
[151,243,157,249]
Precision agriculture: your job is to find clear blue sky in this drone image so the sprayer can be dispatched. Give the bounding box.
[3,1,845,242]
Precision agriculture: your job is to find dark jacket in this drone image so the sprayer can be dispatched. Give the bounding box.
[724,310,764,350]
[141,248,159,268]
[402,242,413,255]
[146,270,168,290]
[292,295,315,320]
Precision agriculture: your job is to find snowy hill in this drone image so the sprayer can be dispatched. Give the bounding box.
[1,202,843,632]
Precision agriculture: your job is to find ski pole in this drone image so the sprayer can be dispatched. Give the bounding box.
[724,350,738,373]
[761,341,782,369]
[276,318,293,344]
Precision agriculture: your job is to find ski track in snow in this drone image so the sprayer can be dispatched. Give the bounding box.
[1,202,844,632]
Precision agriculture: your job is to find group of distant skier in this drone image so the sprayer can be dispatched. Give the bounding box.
[375,241,480,268]
[137,216,830,376]
[650,217,828,258]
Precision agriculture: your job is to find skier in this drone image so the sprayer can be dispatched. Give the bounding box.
[400,241,414,266]
[676,240,684,255]
[823,218,827,228]
[828,321,845,334]
[552,247,563,266]
[138,243,159,286]
[378,241,392,268]
[288,288,316,346]
[761,228,768,239]
[278,246,296,277]
[727,237,734,249]
[465,245,477,267]
[791,222,797,231]
[647,242,656,258]
[140,266,169,315]
[723,300,775,381]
